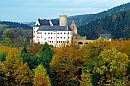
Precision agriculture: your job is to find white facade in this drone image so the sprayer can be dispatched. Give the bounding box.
[33,15,74,47]
[33,29,73,47]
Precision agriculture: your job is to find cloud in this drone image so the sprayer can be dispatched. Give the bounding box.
[64,7,102,14]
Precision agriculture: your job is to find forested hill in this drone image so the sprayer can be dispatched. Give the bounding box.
[78,9,130,40]
[0,21,32,47]
[68,3,130,26]
[0,21,32,30]
[28,3,130,27]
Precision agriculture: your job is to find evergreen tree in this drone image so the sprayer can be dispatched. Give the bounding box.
[21,46,37,69]
[38,42,53,69]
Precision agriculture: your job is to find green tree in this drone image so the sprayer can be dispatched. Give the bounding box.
[37,42,56,85]
[38,42,53,68]
[21,46,37,69]
[33,64,51,86]
[50,45,83,86]
[3,29,14,38]
[0,37,13,47]
[80,69,92,86]
[82,38,110,72]
[94,48,128,85]
[0,47,33,86]
[81,39,111,85]
[0,52,6,62]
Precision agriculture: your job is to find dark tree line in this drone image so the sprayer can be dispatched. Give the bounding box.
[78,9,130,39]
[0,21,32,30]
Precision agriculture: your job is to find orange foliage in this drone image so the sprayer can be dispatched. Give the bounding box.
[28,43,42,55]
[50,45,83,86]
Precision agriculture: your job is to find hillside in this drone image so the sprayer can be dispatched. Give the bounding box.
[27,3,130,27]
[78,9,130,39]
[0,21,32,47]
[68,3,130,26]
[0,21,32,30]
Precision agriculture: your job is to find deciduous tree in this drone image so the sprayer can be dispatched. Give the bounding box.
[33,64,51,86]
[94,48,128,85]
[0,46,33,86]
[50,45,83,86]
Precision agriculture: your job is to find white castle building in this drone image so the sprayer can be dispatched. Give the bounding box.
[33,15,77,47]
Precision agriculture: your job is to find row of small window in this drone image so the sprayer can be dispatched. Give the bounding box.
[48,37,70,39]
[36,32,71,34]
[37,37,70,39]
[48,41,70,43]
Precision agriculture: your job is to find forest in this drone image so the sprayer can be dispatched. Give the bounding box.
[0,3,130,85]
[0,21,32,30]
[51,3,130,27]
[0,37,129,86]
[78,9,130,40]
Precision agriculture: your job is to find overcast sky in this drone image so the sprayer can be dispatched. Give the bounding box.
[0,0,129,22]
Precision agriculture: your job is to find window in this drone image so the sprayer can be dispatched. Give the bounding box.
[37,32,42,34]
[60,32,62,34]
[68,37,70,39]
[64,37,65,39]
[48,32,50,34]
[64,32,66,34]
[51,32,53,34]
[61,37,62,38]
[45,32,46,34]
[68,32,69,34]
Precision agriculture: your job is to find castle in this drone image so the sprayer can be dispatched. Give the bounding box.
[33,15,77,47]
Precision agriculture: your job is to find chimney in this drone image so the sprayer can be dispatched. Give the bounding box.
[59,15,67,26]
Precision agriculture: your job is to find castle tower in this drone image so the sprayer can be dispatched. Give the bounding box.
[70,20,77,35]
[59,15,67,26]
[70,20,78,43]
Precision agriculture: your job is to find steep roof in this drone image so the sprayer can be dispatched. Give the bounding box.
[38,19,50,26]
[51,19,59,26]
[50,19,73,26]
[38,26,72,31]
[36,18,74,26]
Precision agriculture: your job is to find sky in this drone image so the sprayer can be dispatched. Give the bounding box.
[0,0,130,22]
